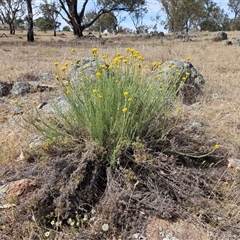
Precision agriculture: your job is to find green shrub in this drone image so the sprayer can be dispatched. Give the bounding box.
[26,48,185,164]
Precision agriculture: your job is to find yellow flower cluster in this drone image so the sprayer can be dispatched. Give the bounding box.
[92,47,98,57]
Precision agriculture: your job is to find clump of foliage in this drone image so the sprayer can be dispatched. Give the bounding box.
[26,48,186,164]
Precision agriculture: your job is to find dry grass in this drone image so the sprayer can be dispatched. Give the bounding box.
[1,29,240,238]
[1,29,240,160]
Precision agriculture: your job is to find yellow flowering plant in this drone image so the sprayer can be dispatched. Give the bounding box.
[23,47,193,164]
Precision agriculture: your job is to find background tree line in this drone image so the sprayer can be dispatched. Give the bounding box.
[0,0,239,42]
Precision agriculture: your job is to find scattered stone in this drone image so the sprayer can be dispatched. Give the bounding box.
[222,40,232,45]
[13,105,24,115]
[187,122,205,132]
[41,95,70,114]
[0,179,36,203]
[12,82,31,97]
[0,81,12,97]
[211,93,222,99]
[212,31,227,41]
[232,38,240,46]
[70,57,105,85]
[160,60,205,105]
[227,158,240,169]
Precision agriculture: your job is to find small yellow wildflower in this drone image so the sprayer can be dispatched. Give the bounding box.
[128,98,132,102]
[44,231,50,237]
[13,99,18,105]
[65,62,68,66]
[53,61,59,66]
[122,107,128,113]
[60,66,67,71]
[96,72,102,77]
[186,72,190,76]
[177,107,182,111]
[55,75,59,80]
[115,80,119,83]
[102,54,107,60]
[152,62,158,67]
[113,57,120,64]
[130,48,135,53]
[182,77,187,81]
[32,100,37,105]
[214,144,220,149]
[101,64,107,70]
[92,89,97,93]
[123,91,129,96]
[109,65,114,70]
[71,48,75,53]
[92,47,98,54]
[123,59,128,64]
[138,56,144,61]
[186,56,191,61]
[126,47,131,52]
[66,89,70,95]
[51,220,55,225]
[97,94,103,99]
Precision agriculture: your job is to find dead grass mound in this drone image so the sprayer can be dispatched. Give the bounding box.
[1,129,239,239]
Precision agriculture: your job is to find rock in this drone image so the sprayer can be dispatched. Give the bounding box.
[212,31,227,41]
[41,95,70,114]
[227,158,240,169]
[159,60,205,105]
[70,57,105,85]
[222,40,232,45]
[36,72,55,81]
[232,38,240,46]
[0,81,12,97]
[13,105,24,115]
[12,82,31,97]
[187,122,205,132]
[0,179,36,204]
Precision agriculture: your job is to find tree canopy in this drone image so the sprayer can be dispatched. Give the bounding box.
[58,0,147,37]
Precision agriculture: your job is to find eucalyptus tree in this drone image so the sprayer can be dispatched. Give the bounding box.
[158,0,229,32]
[39,0,61,36]
[0,0,26,34]
[26,0,34,41]
[228,0,240,19]
[58,0,147,37]
[84,11,118,33]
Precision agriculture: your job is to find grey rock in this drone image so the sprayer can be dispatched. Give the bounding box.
[187,122,205,133]
[70,57,105,86]
[12,82,31,96]
[159,60,205,105]
[0,81,12,97]
[212,31,227,41]
[42,95,70,114]
[227,158,240,168]
[13,105,24,115]
[211,93,222,99]
[232,38,240,46]
[222,40,232,45]
[36,72,55,81]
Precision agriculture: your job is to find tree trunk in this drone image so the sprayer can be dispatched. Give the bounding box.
[26,0,34,42]
[9,24,13,35]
